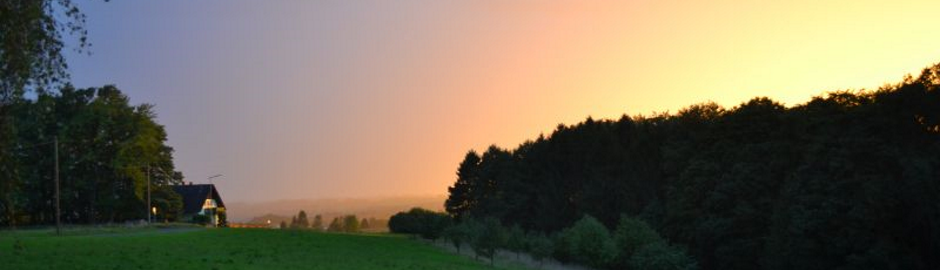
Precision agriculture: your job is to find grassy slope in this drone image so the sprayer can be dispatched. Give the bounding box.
[0,228,528,270]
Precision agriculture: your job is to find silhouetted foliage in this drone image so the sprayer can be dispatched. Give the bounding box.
[0,86,183,226]
[613,215,664,268]
[505,224,527,259]
[445,63,940,270]
[557,215,617,268]
[0,0,92,98]
[311,214,323,231]
[471,217,506,266]
[1,1,99,229]
[388,207,450,240]
[290,210,309,229]
[525,231,554,267]
[217,209,228,227]
[343,215,360,233]
[443,221,472,253]
[360,218,369,229]
[192,214,210,225]
[630,242,698,270]
[327,217,343,232]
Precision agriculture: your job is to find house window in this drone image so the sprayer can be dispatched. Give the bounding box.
[202,199,217,210]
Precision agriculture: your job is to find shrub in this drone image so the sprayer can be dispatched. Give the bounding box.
[551,230,574,263]
[443,222,472,253]
[327,217,344,232]
[343,215,360,233]
[424,214,452,240]
[217,210,228,228]
[613,215,663,268]
[505,225,527,258]
[526,231,554,266]
[388,207,451,240]
[630,242,698,270]
[471,217,506,266]
[192,214,210,225]
[558,215,617,268]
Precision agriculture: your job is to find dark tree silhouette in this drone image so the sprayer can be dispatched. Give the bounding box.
[445,63,940,270]
[1,0,98,229]
[1,86,182,226]
[389,207,450,240]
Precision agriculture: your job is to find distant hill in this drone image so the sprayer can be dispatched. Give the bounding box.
[227,195,446,223]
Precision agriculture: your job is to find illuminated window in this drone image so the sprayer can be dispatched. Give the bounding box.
[203,199,217,210]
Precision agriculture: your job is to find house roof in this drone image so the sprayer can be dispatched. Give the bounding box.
[172,184,225,215]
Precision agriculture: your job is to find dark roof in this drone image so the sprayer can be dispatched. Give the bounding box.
[172,184,225,215]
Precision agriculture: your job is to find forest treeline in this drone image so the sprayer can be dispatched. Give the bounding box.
[0,86,183,226]
[443,63,940,270]
[280,210,387,232]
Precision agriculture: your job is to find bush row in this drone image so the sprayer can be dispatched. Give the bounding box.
[390,207,697,270]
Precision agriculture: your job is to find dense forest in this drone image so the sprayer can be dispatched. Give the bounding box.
[444,63,940,270]
[0,85,183,227]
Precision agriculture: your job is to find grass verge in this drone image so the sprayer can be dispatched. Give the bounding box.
[0,228,531,270]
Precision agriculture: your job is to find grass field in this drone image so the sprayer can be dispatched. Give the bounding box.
[0,227,530,270]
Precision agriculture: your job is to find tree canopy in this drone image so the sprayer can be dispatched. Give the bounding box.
[389,207,450,240]
[1,0,91,99]
[0,85,182,226]
[445,63,940,270]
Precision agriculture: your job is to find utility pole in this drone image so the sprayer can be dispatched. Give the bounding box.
[146,166,151,225]
[54,136,60,235]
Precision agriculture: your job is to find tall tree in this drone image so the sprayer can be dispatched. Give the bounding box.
[327,217,343,232]
[296,210,309,229]
[1,0,93,229]
[445,150,481,219]
[2,85,182,226]
[1,0,91,99]
[343,215,360,233]
[311,214,323,231]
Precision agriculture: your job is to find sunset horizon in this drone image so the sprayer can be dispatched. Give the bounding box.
[61,1,940,203]
[2,1,939,270]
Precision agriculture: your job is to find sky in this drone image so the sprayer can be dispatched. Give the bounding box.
[64,1,940,203]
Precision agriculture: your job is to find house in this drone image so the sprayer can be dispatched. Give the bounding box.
[172,183,226,227]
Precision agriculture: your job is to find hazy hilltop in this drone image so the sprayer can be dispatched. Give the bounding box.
[227,195,446,223]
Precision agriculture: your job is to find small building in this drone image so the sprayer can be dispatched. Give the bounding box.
[172,184,226,227]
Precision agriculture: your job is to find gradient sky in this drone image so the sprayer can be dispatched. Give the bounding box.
[64,1,940,203]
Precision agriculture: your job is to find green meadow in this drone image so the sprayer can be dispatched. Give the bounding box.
[0,228,529,270]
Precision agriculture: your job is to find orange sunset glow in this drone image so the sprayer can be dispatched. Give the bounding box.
[4,1,940,269]
[62,1,940,202]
